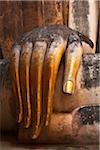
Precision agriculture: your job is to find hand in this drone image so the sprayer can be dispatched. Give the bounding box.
[10,25,93,139]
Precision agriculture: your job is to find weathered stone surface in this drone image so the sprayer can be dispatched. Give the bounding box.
[0,1,23,59]
[0,60,16,131]
[22,1,43,32]
[42,1,63,25]
[69,0,99,53]
[0,134,99,150]
[82,54,100,89]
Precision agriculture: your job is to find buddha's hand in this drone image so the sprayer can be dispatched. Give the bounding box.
[10,25,94,139]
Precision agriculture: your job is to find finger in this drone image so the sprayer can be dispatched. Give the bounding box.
[19,42,33,128]
[43,36,67,127]
[63,35,83,94]
[30,41,47,139]
[11,45,22,123]
[77,31,94,49]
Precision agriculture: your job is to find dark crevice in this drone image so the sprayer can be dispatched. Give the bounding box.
[96,19,99,53]
[0,48,3,59]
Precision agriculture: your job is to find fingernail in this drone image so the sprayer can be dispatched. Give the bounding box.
[65,80,74,94]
